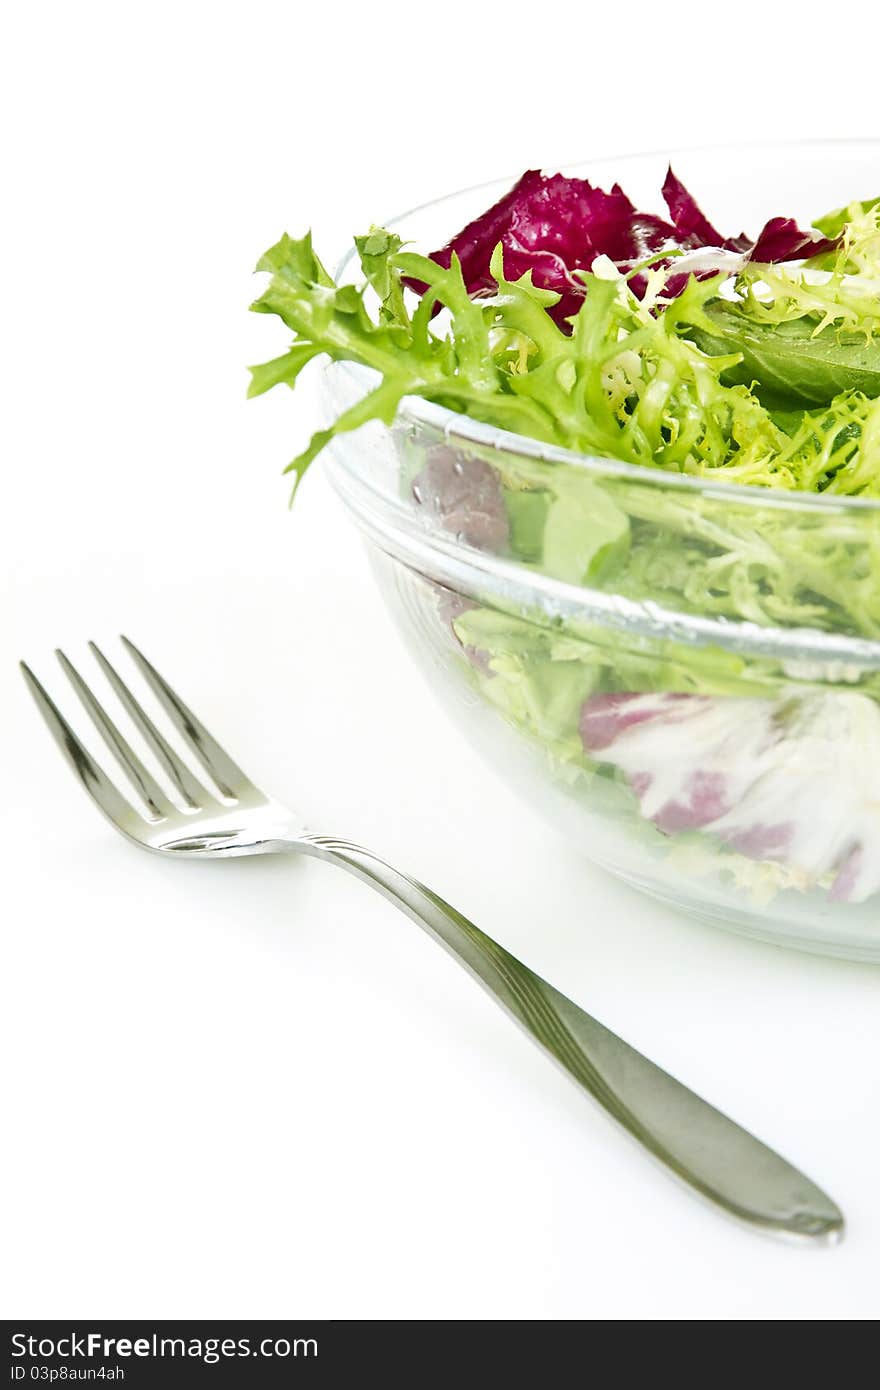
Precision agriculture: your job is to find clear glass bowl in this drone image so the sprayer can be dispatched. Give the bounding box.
[321,141,880,960]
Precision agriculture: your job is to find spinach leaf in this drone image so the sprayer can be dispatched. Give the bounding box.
[688,302,880,406]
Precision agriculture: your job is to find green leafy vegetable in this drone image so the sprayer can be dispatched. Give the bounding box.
[250,213,880,501]
[540,478,630,584]
[686,303,880,405]
[813,197,880,243]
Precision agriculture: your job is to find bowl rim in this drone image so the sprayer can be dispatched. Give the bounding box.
[332,136,880,516]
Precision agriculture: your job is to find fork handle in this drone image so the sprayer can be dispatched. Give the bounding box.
[299,834,841,1240]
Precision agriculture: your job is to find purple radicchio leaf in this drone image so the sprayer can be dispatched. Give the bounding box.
[746,215,839,264]
[410,446,509,553]
[661,167,839,265]
[410,166,841,326]
[579,689,880,904]
[416,170,678,326]
[428,581,492,674]
[661,166,752,252]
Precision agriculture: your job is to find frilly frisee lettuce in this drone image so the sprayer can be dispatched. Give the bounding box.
[249,220,880,501]
[680,203,880,405]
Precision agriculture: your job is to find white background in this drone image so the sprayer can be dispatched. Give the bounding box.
[3,0,880,1321]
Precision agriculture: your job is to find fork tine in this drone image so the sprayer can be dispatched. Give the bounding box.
[20,662,146,832]
[89,641,210,811]
[120,635,253,800]
[56,649,174,821]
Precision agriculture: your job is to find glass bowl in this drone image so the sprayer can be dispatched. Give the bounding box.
[321,141,880,960]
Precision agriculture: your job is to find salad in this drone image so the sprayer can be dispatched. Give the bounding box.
[250,167,880,907]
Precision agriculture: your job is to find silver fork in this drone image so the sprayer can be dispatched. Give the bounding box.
[21,636,843,1242]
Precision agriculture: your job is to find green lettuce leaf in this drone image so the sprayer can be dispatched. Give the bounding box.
[687,302,880,405]
[813,197,880,241]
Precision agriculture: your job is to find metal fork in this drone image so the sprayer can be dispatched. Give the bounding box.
[21,636,843,1241]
